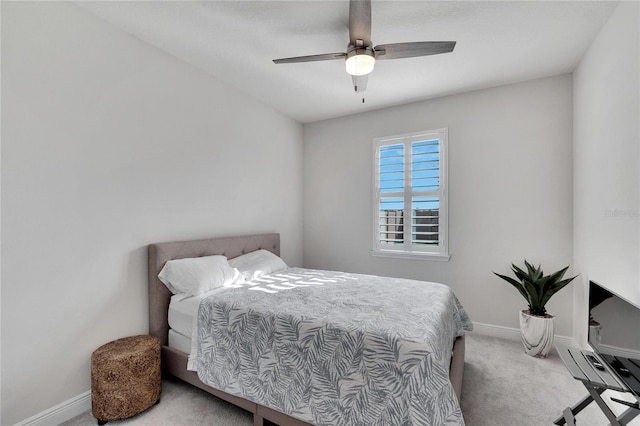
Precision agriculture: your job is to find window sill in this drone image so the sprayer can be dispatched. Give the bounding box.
[371,250,451,262]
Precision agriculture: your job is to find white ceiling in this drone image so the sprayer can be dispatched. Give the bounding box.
[78,1,618,123]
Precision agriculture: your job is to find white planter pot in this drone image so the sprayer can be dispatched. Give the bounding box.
[519,310,554,358]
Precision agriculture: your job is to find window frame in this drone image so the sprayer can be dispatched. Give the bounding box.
[372,128,450,261]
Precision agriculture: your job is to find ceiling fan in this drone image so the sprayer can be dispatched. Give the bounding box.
[272,0,456,94]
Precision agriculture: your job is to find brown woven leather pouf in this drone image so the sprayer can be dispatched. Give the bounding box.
[91,335,161,425]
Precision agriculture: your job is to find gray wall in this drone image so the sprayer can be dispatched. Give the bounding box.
[1,3,303,424]
[573,1,640,344]
[303,75,574,337]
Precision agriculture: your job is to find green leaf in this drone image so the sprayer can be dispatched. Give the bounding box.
[539,276,577,307]
[522,279,539,308]
[548,266,569,283]
[511,264,529,282]
[524,260,540,280]
[493,272,529,303]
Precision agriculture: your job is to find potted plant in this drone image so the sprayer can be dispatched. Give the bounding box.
[494,260,577,357]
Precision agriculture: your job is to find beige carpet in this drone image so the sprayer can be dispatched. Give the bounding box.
[62,332,639,425]
[459,333,638,425]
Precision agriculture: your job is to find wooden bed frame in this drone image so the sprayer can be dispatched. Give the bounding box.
[148,233,465,426]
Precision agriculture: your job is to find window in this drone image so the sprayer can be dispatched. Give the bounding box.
[372,129,449,260]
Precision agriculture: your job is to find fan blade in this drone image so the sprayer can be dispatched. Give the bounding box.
[374,41,456,60]
[349,0,371,46]
[273,52,346,64]
[352,74,368,93]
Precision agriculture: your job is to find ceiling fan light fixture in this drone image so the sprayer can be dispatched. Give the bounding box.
[345,48,375,76]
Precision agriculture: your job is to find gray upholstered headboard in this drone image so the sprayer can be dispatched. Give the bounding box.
[148,233,280,346]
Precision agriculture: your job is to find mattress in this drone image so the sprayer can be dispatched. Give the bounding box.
[188,267,472,425]
[168,293,203,338]
[168,329,192,354]
[168,288,228,353]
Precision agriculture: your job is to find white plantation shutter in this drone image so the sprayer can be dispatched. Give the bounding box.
[373,129,449,259]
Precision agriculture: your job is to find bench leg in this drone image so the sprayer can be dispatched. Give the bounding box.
[585,384,624,426]
[554,391,598,425]
[562,407,576,425]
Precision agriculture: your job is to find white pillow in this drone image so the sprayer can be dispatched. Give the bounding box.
[228,249,288,280]
[158,255,241,299]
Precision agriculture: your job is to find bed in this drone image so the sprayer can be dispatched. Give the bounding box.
[148,233,471,426]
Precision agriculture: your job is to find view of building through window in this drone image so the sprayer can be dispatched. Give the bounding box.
[374,129,447,257]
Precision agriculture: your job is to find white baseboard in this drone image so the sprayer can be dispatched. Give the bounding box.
[14,390,91,426]
[471,321,575,347]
